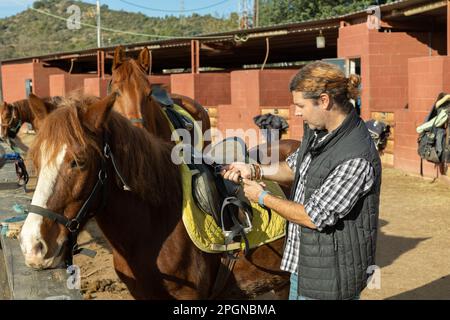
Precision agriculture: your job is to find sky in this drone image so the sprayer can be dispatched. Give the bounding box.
[0,0,238,19]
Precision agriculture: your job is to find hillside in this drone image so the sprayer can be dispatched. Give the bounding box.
[0,0,239,60]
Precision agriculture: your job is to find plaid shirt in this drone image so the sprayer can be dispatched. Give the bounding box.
[280,134,375,274]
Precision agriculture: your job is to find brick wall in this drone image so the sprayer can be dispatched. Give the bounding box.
[339,24,436,120]
[338,23,448,178]
[171,74,195,98]
[171,73,231,106]
[150,75,171,92]
[33,63,66,98]
[395,56,450,177]
[49,74,97,97]
[194,73,231,106]
[1,63,34,102]
[259,69,297,106]
[215,70,303,148]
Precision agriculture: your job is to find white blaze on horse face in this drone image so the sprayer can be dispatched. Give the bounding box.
[20,144,67,267]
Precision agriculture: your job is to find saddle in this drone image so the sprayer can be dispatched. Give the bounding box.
[416,93,450,169]
[365,119,390,153]
[191,138,257,254]
[159,89,256,255]
[152,85,195,132]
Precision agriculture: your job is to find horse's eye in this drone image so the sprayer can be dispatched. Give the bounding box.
[70,160,85,169]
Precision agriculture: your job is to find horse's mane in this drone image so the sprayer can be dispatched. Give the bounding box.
[10,99,34,121]
[30,94,179,205]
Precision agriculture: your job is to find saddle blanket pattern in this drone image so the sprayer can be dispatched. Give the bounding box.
[165,104,286,253]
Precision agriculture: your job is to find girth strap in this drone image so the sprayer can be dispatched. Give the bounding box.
[208,252,238,300]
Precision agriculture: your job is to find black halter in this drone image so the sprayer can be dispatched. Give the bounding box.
[6,104,22,139]
[26,133,130,266]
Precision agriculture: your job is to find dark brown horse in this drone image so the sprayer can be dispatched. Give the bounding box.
[110,46,211,147]
[19,94,292,299]
[0,95,59,141]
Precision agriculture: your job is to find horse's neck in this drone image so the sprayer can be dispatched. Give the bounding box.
[93,148,186,297]
[15,101,34,123]
[142,99,173,142]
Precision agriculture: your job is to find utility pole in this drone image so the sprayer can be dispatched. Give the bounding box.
[180,0,185,24]
[239,0,250,29]
[96,0,102,48]
[253,0,259,28]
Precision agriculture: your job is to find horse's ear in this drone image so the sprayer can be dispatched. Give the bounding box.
[138,47,151,74]
[113,46,126,70]
[29,93,52,120]
[84,93,116,131]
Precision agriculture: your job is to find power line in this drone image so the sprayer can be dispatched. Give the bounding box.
[118,0,232,13]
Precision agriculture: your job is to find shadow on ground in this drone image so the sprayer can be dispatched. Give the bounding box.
[387,275,450,300]
[376,219,430,269]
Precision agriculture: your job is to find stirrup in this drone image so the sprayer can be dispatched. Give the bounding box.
[220,197,252,240]
[220,197,253,257]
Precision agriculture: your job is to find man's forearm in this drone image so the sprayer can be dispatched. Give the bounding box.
[260,161,295,186]
[262,193,317,229]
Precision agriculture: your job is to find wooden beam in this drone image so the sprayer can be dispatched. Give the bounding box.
[191,40,200,74]
[97,50,105,79]
[0,241,11,299]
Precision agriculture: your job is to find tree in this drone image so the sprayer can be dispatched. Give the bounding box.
[258,0,396,26]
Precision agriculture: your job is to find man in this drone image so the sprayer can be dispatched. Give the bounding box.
[222,61,381,300]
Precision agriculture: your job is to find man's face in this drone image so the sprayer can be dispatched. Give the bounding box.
[292,91,327,130]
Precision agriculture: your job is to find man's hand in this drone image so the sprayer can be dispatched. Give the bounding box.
[242,178,266,203]
[221,162,252,183]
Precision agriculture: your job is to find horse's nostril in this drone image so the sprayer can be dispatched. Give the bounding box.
[32,240,47,256]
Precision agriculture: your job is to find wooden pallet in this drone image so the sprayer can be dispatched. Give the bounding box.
[0,141,82,300]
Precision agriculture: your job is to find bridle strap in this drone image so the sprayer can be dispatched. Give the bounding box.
[104,143,131,191]
[28,167,107,234]
[129,118,144,124]
[6,105,22,137]
[27,165,107,267]
[25,131,132,265]
[28,205,71,228]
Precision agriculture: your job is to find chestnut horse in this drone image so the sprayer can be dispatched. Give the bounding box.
[110,46,211,147]
[0,95,59,141]
[19,94,293,299]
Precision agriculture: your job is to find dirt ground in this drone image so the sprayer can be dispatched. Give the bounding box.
[11,131,450,300]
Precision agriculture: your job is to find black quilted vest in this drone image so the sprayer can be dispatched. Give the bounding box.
[290,109,381,300]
